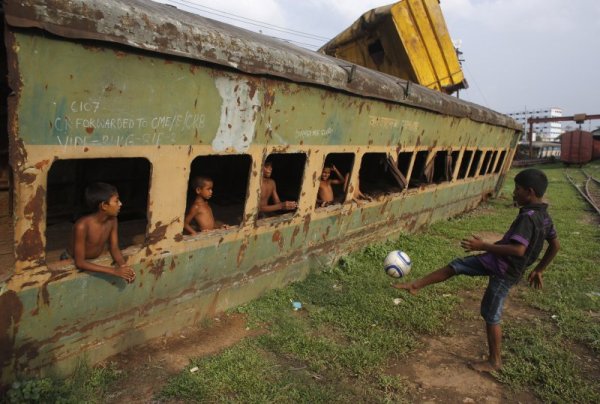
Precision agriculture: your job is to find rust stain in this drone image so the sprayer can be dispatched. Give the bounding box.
[290,226,300,246]
[148,258,166,280]
[19,172,36,185]
[271,230,284,250]
[263,88,275,108]
[16,187,45,262]
[246,79,258,100]
[38,270,71,307]
[146,221,168,246]
[237,238,248,267]
[302,214,311,235]
[85,127,94,134]
[10,138,27,168]
[0,290,24,373]
[34,160,50,170]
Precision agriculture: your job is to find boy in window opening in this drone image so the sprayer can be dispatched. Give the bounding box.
[66,182,135,283]
[317,164,346,207]
[260,159,297,216]
[184,176,227,234]
[392,168,559,373]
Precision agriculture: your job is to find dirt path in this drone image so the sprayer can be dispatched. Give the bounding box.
[104,313,264,403]
[103,289,544,403]
[390,289,540,403]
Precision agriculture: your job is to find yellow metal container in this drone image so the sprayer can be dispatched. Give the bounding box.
[319,0,467,94]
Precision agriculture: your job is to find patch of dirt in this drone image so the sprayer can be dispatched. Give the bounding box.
[104,313,264,403]
[102,281,596,403]
[388,289,540,403]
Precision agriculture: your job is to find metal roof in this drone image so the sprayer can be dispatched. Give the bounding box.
[3,0,520,130]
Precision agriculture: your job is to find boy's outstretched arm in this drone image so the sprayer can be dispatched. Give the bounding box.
[330,165,345,184]
[73,222,135,283]
[528,237,560,289]
[108,221,136,283]
[461,235,526,257]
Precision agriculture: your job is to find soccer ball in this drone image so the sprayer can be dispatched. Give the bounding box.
[384,250,412,278]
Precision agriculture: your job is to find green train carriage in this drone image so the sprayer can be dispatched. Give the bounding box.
[0,0,520,385]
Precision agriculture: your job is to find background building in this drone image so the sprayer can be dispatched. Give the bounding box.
[507,107,563,141]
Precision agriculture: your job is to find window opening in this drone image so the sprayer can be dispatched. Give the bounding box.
[185,155,251,234]
[431,150,452,183]
[397,151,412,181]
[46,158,151,262]
[457,150,473,179]
[488,151,499,174]
[450,151,460,179]
[317,153,354,208]
[494,150,507,174]
[259,153,305,220]
[360,153,404,198]
[408,150,429,188]
[468,150,482,177]
[479,151,492,175]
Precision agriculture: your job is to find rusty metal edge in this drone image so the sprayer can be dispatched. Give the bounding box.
[2,0,521,131]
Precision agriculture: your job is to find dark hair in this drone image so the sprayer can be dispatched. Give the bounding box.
[191,176,212,190]
[85,182,118,211]
[264,157,273,167]
[514,168,548,197]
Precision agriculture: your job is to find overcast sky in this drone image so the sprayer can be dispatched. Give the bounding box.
[156,0,599,128]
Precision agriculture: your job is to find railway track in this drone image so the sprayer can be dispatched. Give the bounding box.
[565,168,600,215]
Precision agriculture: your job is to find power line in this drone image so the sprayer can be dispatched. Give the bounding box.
[164,0,330,43]
[463,64,490,108]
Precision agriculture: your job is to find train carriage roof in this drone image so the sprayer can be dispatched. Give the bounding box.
[3,0,520,130]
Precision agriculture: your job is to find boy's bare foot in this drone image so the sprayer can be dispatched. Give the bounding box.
[391,282,419,295]
[469,360,501,373]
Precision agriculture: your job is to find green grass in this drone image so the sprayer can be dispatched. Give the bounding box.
[159,162,600,403]
[7,162,599,403]
[3,361,120,404]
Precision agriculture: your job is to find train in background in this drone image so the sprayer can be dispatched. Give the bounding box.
[0,0,520,386]
[560,129,600,165]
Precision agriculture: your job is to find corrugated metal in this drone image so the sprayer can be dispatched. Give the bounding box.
[2,0,518,130]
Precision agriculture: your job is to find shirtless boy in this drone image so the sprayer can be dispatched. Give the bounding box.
[69,182,135,283]
[317,164,345,207]
[184,176,221,234]
[260,160,297,215]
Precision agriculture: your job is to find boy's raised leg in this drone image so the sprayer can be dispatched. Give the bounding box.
[393,265,455,295]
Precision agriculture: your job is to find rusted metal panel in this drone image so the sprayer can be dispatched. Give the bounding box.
[3,0,518,131]
[561,130,593,164]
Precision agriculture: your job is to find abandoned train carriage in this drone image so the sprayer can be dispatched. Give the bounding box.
[0,0,521,384]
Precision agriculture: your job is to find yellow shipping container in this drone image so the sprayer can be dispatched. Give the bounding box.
[319,0,467,94]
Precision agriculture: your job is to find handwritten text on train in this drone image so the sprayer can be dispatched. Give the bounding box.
[54,100,206,146]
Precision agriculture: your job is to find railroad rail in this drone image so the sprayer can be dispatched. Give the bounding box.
[565,169,600,216]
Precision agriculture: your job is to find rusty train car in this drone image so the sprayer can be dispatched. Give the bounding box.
[560,130,597,165]
[0,0,521,385]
